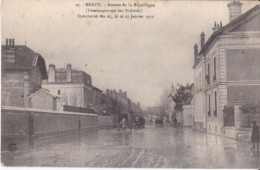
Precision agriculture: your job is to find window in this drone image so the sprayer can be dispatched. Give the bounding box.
[57,90,61,95]
[207,63,210,85]
[214,91,217,116]
[208,94,211,116]
[213,57,216,81]
[215,126,217,133]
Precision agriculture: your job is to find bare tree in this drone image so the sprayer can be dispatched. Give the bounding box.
[61,90,83,107]
[160,88,171,118]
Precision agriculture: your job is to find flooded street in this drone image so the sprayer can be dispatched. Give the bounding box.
[2,126,260,168]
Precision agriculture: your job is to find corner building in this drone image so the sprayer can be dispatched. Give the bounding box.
[193,2,260,135]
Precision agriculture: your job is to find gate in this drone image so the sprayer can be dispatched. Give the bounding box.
[28,113,34,145]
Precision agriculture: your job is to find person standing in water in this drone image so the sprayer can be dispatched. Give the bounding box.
[251,121,259,150]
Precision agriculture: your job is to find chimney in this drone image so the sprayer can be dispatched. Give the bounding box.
[113,89,116,98]
[200,32,205,50]
[119,89,122,93]
[66,64,72,82]
[23,72,30,107]
[4,38,16,63]
[12,39,15,47]
[9,39,12,47]
[48,64,56,83]
[194,43,198,63]
[228,1,242,22]
[106,89,110,96]
[125,91,127,97]
[212,21,223,32]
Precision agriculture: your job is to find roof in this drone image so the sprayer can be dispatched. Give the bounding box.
[1,45,48,79]
[194,4,260,67]
[55,68,83,72]
[53,69,92,84]
[92,86,103,92]
[28,88,59,98]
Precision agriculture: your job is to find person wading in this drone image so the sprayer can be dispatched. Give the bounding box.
[251,121,259,150]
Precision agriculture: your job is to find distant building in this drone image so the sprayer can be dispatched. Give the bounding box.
[106,89,142,126]
[1,39,48,107]
[147,106,162,121]
[131,102,142,117]
[90,86,108,115]
[42,64,93,108]
[193,2,260,134]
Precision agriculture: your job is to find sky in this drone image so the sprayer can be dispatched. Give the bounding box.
[1,0,259,109]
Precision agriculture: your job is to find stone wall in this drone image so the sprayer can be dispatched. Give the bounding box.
[98,116,113,129]
[223,127,237,139]
[1,106,98,151]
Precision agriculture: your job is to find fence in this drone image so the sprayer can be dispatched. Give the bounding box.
[223,106,235,127]
[241,113,260,128]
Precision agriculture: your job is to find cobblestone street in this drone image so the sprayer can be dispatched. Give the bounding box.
[2,126,260,168]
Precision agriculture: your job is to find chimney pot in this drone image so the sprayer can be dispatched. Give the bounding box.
[12,39,15,46]
[6,39,8,46]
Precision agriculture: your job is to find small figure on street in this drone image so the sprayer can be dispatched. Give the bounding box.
[173,117,178,128]
[121,118,127,131]
[251,121,259,150]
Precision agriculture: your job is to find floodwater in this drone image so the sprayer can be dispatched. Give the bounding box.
[1,126,260,168]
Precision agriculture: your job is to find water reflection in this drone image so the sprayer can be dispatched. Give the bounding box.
[1,128,260,168]
[223,137,237,150]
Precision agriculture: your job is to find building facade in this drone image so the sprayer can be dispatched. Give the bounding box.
[1,39,48,107]
[42,64,94,109]
[193,2,260,135]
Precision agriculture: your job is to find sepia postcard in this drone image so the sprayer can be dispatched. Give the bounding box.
[1,0,260,169]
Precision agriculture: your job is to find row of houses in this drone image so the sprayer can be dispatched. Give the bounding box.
[192,1,260,135]
[1,40,143,126]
